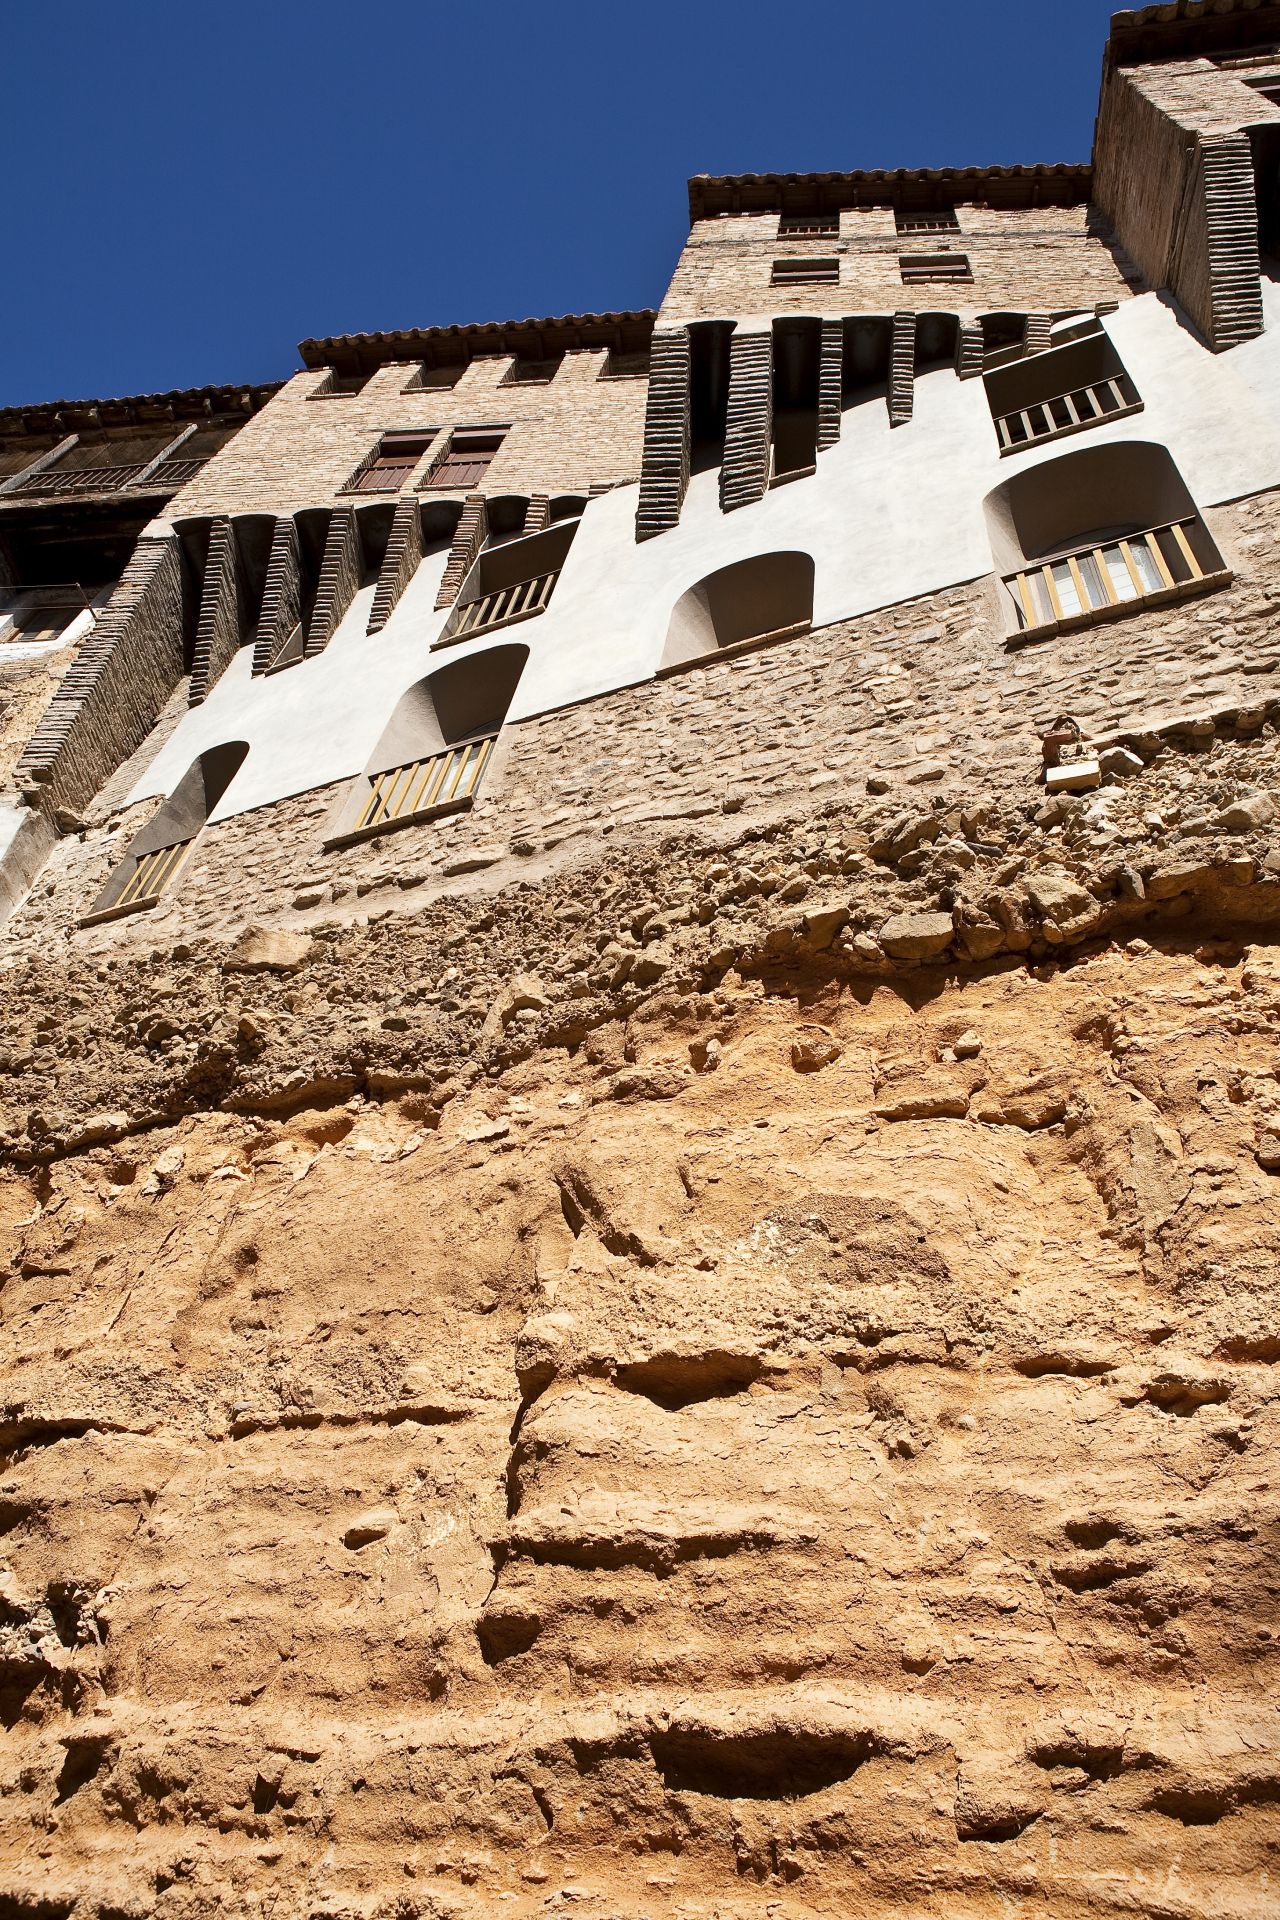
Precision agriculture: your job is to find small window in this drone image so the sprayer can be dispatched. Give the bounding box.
[778,212,838,238]
[422,429,507,490]
[601,348,650,379]
[343,431,438,494]
[900,253,973,284]
[311,368,373,399]
[770,258,839,286]
[402,362,464,392]
[896,207,960,234]
[502,355,563,386]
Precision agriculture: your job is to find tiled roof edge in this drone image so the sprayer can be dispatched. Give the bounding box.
[687,164,1093,224]
[298,311,658,374]
[1107,0,1280,66]
[0,381,283,440]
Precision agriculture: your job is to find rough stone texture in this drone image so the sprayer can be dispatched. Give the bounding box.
[658,206,1139,326]
[1,894,1278,1915]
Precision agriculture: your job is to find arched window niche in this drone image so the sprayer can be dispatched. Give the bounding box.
[658,551,815,676]
[83,741,249,925]
[326,642,528,847]
[984,441,1231,647]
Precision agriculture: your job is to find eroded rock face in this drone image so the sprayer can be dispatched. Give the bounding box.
[1,941,1278,1916]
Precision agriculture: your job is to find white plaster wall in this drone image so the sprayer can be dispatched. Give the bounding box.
[126,290,1280,824]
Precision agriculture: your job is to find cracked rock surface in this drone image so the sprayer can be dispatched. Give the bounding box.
[1,918,1279,1916]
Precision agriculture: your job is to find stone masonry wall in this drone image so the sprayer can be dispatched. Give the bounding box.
[658,207,1139,326]
[167,350,650,521]
[3,489,1276,966]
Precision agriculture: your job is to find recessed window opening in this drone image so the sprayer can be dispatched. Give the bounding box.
[312,368,374,399]
[402,362,464,392]
[442,518,580,645]
[344,431,439,494]
[916,313,960,373]
[84,741,249,923]
[900,253,972,285]
[779,211,839,237]
[771,321,820,483]
[327,643,528,844]
[659,552,815,673]
[1249,125,1280,263]
[984,442,1230,644]
[841,317,891,410]
[690,321,732,475]
[896,206,960,234]
[981,312,1027,370]
[422,429,506,489]
[771,257,839,286]
[985,330,1142,454]
[601,348,650,379]
[503,355,564,386]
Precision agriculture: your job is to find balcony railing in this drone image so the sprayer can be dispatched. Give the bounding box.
[355,733,497,832]
[0,584,96,644]
[15,462,151,496]
[114,838,195,912]
[1004,517,1229,641]
[450,571,557,641]
[146,458,209,487]
[995,375,1140,452]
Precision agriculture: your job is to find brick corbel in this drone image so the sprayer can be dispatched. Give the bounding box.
[189,518,246,705]
[635,327,690,541]
[434,495,487,611]
[888,313,916,426]
[251,516,303,674]
[955,322,984,380]
[720,329,773,511]
[1022,314,1054,357]
[370,497,427,632]
[16,533,185,819]
[523,494,551,535]
[816,320,844,450]
[306,507,362,656]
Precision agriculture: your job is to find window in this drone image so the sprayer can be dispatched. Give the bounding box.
[83,742,248,924]
[985,325,1142,454]
[343,431,438,493]
[900,253,973,284]
[771,258,839,286]
[896,207,960,234]
[311,368,373,398]
[600,348,650,379]
[422,429,506,489]
[984,442,1231,646]
[0,586,97,645]
[779,212,838,238]
[502,355,563,386]
[326,644,528,846]
[402,362,464,392]
[440,517,580,645]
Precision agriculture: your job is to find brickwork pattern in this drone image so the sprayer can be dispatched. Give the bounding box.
[370,497,428,634]
[306,508,362,657]
[889,313,916,427]
[13,536,185,820]
[166,351,648,521]
[658,207,1138,326]
[816,320,844,449]
[250,517,303,674]
[189,518,246,705]
[433,495,486,613]
[8,490,1276,961]
[955,322,984,379]
[635,329,691,542]
[1197,132,1266,348]
[719,330,773,511]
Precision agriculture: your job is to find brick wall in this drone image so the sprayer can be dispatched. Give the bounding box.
[658,207,1138,325]
[5,488,1275,962]
[167,351,650,520]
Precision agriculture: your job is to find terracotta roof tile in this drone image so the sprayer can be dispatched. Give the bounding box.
[298,311,657,376]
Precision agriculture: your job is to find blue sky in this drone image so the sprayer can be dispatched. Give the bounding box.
[2,0,1119,407]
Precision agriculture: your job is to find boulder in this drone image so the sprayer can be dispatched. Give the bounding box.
[879,911,954,961]
[224,926,313,974]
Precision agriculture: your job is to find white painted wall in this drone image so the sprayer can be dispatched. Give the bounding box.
[127,290,1280,825]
